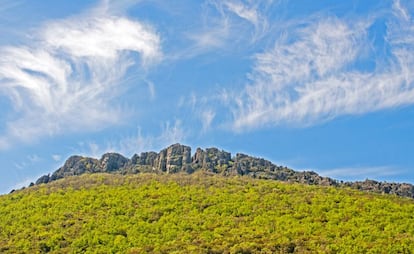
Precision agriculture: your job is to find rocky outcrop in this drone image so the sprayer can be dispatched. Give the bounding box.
[155,144,192,173]
[49,156,101,182]
[34,143,414,198]
[35,174,50,185]
[131,152,158,167]
[344,180,414,197]
[100,153,129,172]
[233,153,278,175]
[192,147,231,173]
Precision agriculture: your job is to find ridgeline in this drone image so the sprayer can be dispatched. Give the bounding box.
[33,143,414,198]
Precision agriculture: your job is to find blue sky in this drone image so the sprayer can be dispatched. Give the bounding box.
[1,0,414,193]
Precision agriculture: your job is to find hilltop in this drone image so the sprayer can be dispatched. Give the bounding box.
[1,173,414,253]
[33,143,414,198]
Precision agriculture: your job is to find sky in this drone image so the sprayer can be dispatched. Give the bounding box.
[1,0,414,193]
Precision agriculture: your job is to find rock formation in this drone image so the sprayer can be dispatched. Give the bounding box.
[34,143,414,198]
[100,153,129,172]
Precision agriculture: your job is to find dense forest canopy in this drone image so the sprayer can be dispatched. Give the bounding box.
[1,173,413,253]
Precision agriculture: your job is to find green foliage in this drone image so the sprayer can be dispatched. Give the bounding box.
[1,173,414,253]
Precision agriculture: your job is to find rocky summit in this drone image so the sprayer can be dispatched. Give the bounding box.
[34,143,414,198]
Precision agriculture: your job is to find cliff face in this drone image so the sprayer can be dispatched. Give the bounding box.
[35,143,414,198]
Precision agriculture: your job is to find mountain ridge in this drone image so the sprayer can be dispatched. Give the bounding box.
[32,143,414,198]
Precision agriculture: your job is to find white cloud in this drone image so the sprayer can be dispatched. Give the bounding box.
[52,154,61,162]
[222,0,269,40]
[87,142,103,159]
[224,1,259,25]
[82,120,187,157]
[157,120,187,147]
[0,3,162,148]
[186,16,231,53]
[146,80,156,100]
[201,109,216,132]
[43,16,161,64]
[393,0,410,21]
[182,0,271,58]
[228,1,414,131]
[177,90,224,133]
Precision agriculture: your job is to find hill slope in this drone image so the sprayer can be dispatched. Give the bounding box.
[1,173,414,253]
[33,143,414,198]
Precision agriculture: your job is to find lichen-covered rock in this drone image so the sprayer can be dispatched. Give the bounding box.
[344,180,414,198]
[192,147,231,173]
[152,144,192,173]
[233,153,276,175]
[155,149,167,172]
[192,148,206,168]
[126,152,158,173]
[50,156,100,181]
[131,152,158,167]
[100,153,129,172]
[291,171,337,186]
[166,143,191,173]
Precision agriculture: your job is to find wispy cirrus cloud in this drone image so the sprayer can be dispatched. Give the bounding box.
[187,16,231,50]
[0,2,161,149]
[184,0,271,57]
[83,120,186,157]
[224,1,260,25]
[221,0,270,41]
[227,0,414,131]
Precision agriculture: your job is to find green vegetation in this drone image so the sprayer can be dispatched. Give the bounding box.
[1,173,414,253]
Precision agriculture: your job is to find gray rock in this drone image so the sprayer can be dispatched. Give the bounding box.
[165,143,192,173]
[100,153,129,172]
[35,174,50,185]
[192,147,231,173]
[50,155,100,181]
[131,152,158,167]
[233,153,276,175]
[32,143,414,199]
